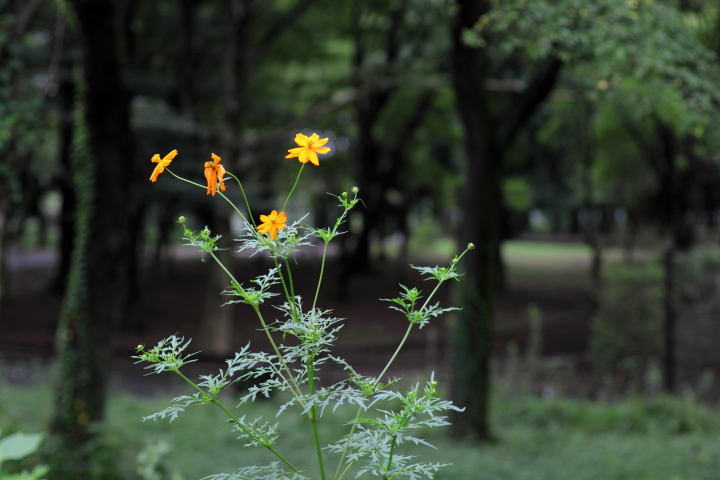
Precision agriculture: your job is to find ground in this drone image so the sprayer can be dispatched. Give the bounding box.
[1,239,598,394]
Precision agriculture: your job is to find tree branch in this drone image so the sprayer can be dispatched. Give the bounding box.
[498,55,563,148]
[255,0,322,56]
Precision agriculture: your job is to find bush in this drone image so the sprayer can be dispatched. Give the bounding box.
[590,264,663,392]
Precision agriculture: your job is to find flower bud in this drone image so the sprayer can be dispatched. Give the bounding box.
[351,186,359,193]
[342,192,348,197]
[468,243,475,249]
[178,216,186,224]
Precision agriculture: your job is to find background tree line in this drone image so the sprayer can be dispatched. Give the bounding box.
[2,0,720,477]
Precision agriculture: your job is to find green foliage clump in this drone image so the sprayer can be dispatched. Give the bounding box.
[590,263,663,389]
[675,245,720,376]
[494,394,720,435]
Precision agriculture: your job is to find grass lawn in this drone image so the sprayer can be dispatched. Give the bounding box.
[2,377,719,480]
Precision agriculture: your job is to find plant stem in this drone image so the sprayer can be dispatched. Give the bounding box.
[252,305,303,399]
[208,251,240,286]
[336,460,355,480]
[166,168,249,225]
[172,370,300,474]
[383,435,397,480]
[206,251,303,401]
[335,253,469,476]
[313,241,329,310]
[376,323,414,385]
[307,358,327,480]
[313,193,355,311]
[272,257,299,322]
[285,261,297,309]
[282,164,305,213]
[225,171,256,227]
[333,408,362,480]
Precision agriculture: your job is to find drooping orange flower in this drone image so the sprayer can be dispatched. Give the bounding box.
[204,153,227,196]
[258,210,287,240]
[149,150,178,182]
[285,133,330,166]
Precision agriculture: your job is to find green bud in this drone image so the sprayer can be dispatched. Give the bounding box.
[468,243,475,249]
[342,192,348,197]
[351,186,359,193]
[178,216,186,224]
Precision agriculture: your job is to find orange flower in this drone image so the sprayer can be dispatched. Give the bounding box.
[285,133,330,166]
[204,153,227,196]
[149,150,177,182]
[258,210,287,240]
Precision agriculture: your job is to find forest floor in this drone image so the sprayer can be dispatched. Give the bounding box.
[0,238,610,396]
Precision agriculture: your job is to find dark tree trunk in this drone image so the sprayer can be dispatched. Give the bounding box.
[53,76,76,296]
[449,0,500,441]
[177,0,198,116]
[197,0,252,356]
[580,104,602,288]
[448,0,562,440]
[657,122,679,393]
[49,0,133,477]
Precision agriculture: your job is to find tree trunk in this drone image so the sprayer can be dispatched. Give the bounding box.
[448,0,562,440]
[197,0,252,356]
[49,0,133,476]
[580,104,602,289]
[53,75,76,295]
[658,122,679,393]
[449,0,500,441]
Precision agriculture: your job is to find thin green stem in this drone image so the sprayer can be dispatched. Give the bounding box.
[335,250,473,476]
[313,242,329,310]
[333,408,362,480]
[376,322,414,385]
[336,460,355,480]
[206,251,303,400]
[252,306,303,399]
[272,257,298,321]
[225,171,255,227]
[172,370,300,473]
[383,435,398,480]
[208,251,240,286]
[313,193,355,311]
[285,261,297,309]
[308,358,327,480]
[165,168,249,225]
[282,164,305,212]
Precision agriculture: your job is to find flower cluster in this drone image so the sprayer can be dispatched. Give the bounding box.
[148,132,329,240]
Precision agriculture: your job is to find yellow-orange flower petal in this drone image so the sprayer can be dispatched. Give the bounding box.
[258,210,287,240]
[204,152,227,196]
[285,132,331,166]
[149,149,178,182]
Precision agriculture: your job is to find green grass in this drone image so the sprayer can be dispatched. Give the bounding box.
[502,240,593,261]
[2,379,720,480]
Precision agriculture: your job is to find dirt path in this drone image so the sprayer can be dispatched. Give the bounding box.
[1,245,595,388]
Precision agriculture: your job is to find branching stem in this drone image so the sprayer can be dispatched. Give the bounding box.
[172,370,300,474]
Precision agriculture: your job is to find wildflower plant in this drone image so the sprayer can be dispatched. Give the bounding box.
[135,136,474,480]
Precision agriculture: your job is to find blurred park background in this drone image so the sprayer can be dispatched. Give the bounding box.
[2,0,720,478]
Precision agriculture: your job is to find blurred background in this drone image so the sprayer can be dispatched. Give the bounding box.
[2,0,720,479]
